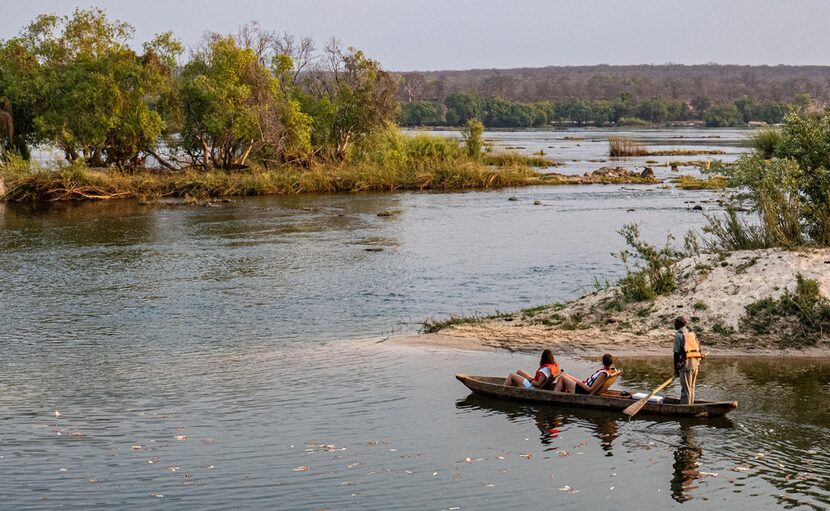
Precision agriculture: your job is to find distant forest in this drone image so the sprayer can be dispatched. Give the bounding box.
[395,64,828,127]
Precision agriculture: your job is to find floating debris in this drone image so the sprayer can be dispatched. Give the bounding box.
[149,493,163,498]
[519,453,532,459]
[731,465,751,472]
[174,435,189,441]
[54,411,61,417]
[462,457,482,463]
[557,451,569,457]
[432,472,438,477]
[292,466,311,472]
[131,445,142,450]
[559,485,571,491]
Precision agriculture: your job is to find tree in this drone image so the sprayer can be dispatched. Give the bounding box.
[178,34,311,169]
[399,101,441,126]
[0,9,182,167]
[304,41,399,159]
[704,105,740,127]
[444,93,481,126]
[0,100,13,159]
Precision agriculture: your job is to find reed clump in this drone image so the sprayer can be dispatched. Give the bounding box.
[609,136,725,157]
[609,136,648,157]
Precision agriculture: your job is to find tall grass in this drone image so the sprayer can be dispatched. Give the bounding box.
[609,136,725,157]
[609,136,648,157]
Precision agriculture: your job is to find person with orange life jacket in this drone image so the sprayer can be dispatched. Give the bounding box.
[673,316,703,404]
[553,353,615,395]
[504,349,560,390]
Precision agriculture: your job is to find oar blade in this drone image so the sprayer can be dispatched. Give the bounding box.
[622,398,648,417]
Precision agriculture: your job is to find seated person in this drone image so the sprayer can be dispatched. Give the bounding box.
[504,349,560,390]
[553,353,615,395]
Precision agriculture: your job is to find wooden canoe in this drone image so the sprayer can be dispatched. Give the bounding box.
[456,374,738,418]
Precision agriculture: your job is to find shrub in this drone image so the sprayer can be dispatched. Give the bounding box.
[615,224,681,302]
[742,274,830,345]
[461,119,484,159]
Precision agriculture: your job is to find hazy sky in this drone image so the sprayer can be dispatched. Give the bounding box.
[3,0,830,70]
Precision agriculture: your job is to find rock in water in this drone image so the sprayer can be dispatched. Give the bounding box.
[590,166,633,178]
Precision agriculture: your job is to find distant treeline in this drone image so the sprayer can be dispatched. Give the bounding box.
[397,64,830,104]
[399,93,809,128]
[395,63,828,128]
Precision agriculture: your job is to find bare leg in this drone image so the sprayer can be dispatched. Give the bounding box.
[553,373,578,393]
[505,373,528,387]
[516,370,533,379]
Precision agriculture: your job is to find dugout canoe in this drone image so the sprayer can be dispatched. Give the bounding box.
[455,374,738,418]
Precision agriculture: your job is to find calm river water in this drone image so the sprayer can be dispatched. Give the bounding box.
[1,129,828,509]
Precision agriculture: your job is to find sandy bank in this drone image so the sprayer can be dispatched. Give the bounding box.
[393,248,830,357]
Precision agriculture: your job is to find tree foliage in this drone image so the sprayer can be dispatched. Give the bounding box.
[717,112,830,247]
[0,8,181,168]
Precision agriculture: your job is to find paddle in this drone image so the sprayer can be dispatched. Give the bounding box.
[623,376,674,417]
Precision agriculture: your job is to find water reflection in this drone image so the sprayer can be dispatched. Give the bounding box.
[456,394,628,454]
[671,423,702,502]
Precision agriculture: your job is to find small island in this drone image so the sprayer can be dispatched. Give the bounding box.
[399,113,830,356]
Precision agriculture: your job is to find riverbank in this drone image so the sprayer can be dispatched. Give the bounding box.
[400,248,830,356]
[0,160,659,203]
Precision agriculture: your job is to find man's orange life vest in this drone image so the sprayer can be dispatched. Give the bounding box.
[683,331,702,359]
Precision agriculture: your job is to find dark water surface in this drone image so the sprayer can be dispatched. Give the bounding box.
[2,130,829,509]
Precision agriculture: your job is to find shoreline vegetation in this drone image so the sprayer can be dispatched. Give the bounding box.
[0,9,691,204]
[412,113,830,355]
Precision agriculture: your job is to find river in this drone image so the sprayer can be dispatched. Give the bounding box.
[1,128,827,509]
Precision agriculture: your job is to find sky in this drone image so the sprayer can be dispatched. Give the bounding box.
[3,0,830,71]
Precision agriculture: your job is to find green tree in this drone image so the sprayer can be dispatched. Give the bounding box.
[444,93,481,126]
[304,43,399,160]
[399,101,441,126]
[0,9,182,167]
[461,119,484,159]
[178,34,311,169]
[704,105,741,127]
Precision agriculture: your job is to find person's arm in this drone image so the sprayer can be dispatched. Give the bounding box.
[673,331,684,375]
[531,368,550,387]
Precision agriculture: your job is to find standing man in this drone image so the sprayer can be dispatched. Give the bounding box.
[673,316,702,404]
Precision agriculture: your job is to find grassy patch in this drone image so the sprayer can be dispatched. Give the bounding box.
[693,300,708,310]
[673,175,728,190]
[422,314,487,333]
[483,152,560,168]
[742,274,830,346]
[711,323,735,336]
